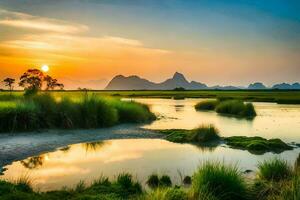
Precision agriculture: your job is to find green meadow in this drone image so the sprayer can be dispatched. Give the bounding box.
[1,90,300,104]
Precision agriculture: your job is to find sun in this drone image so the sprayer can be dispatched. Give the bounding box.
[41,65,49,72]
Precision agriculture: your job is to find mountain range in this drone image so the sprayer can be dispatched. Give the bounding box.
[105,72,300,90]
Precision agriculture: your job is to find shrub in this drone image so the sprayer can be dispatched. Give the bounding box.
[215,100,256,118]
[159,175,172,187]
[195,100,219,111]
[183,176,192,185]
[258,158,292,181]
[147,174,159,188]
[191,162,248,200]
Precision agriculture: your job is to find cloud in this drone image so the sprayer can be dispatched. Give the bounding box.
[1,33,171,57]
[0,9,88,33]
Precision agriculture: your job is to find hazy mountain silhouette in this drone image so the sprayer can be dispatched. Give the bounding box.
[248,82,267,90]
[105,72,300,90]
[272,83,300,90]
[105,72,207,90]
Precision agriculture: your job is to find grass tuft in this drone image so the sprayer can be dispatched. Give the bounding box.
[191,161,248,200]
[145,187,188,200]
[215,100,256,118]
[195,100,219,111]
[257,158,292,181]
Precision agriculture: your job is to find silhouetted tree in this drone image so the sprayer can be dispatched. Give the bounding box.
[44,75,64,90]
[19,69,44,91]
[3,78,15,92]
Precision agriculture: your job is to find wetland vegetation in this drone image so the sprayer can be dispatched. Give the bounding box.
[159,126,293,154]
[0,156,299,200]
[0,93,155,133]
[195,99,256,118]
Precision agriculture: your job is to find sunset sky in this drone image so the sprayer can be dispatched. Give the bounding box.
[0,0,299,89]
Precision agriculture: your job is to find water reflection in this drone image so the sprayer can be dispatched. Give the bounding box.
[174,105,184,112]
[1,139,299,191]
[21,156,45,169]
[82,141,107,152]
[133,98,300,142]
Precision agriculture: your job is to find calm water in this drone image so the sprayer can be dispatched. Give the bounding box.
[1,98,300,191]
[135,98,300,142]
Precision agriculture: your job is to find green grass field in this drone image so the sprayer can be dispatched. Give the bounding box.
[1,90,300,104]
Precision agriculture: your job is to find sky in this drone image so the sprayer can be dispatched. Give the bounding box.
[0,0,299,89]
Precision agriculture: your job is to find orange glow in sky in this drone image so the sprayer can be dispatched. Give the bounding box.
[0,1,299,89]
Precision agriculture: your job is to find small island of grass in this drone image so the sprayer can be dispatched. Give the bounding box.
[158,125,293,154]
[195,99,257,119]
[225,136,293,154]
[159,125,220,144]
[194,100,219,111]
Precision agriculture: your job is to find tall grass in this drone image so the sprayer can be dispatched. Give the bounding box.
[191,162,248,200]
[145,187,188,200]
[188,125,220,143]
[195,100,219,111]
[254,157,299,200]
[257,158,292,181]
[215,100,256,118]
[0,93,155,133]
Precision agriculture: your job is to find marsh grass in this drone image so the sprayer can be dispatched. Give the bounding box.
[224,136,293,154]
[1,160,299,200]
[215,100,256,118]
[0,93,155,132]
[145,187,188,200]
[188,125,220,143]
[253,157,300,200]
[161,124,220,144]
[191,162,248,200]
[257,158,292,181]
[195,100,219,111]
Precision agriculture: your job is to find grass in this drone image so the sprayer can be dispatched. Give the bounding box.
[0,93,155,133]
[253,157,300,200]
[145,187,188,200]
[160,128,292,154]
[224,136,293,154]
[159,124,220,144]
[191,162,248,200]
[257,158,292,181]
[215,100,256,118]
[0,158,299,200]
[1,90,300,104]
[195,100,219,111]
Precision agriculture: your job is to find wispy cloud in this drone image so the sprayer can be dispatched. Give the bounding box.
[0,9,88,33]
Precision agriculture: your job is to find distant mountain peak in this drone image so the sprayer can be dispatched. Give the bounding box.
[173,72,185,79]
[105,72,300,90]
